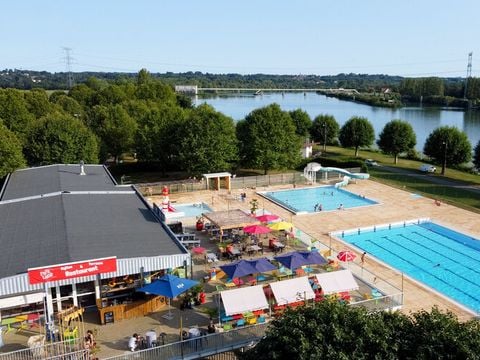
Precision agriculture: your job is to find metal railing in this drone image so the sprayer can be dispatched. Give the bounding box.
[103,323,268,360]
[0,338,88,360]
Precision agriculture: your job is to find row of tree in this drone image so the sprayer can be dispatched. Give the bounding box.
[399,76,480,101]
[1,70,479,180]
[240,301,480,359]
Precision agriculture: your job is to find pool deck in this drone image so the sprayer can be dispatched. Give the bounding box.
[162,179,480,321]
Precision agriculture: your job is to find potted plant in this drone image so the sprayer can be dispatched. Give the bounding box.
[249,199,259,216]
[196,216,204,231]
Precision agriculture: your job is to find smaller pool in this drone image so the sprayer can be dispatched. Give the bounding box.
[260,186,377,214]
[173,202,213,218]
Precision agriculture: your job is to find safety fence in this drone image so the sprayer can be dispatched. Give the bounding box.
[102,323,267,360]
[0,338,89,360]
[135,169,362,196]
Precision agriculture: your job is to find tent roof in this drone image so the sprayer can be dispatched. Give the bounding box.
[269,276,315,305]
[315,269,359,295]
[221,285,269,316]
[202,209,260,230]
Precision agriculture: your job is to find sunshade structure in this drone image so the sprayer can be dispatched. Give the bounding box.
[269,276,315,305]
[137,274,199,319]
[275,251,311,270]
[255,214,280,223]
[297,251,328,265]
[221,285,269,316]
[337,250,357,263]
[243,224,272,234]
[315,270,359,295]
[246,258,277,273]
[268,221,294,231]
[220,260,258,279]
[202,209,260,231]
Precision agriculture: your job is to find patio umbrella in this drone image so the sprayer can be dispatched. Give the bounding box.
[268,221,294,231]
[255,214,280,223]
[337,250,357,263]
[297,251,328,265]
[137,274,199,320]
[275,251,310,270]
[243,225,272,234]
[220,260,258,279]
[246,258,277,273]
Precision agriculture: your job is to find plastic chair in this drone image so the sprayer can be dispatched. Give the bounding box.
[223,323,232,331]
[258,316,266,324]
[236,319,245,327]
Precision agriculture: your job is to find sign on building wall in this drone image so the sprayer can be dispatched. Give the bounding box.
[28,257,117,285]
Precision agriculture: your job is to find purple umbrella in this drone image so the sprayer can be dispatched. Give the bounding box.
[246,258,277,273]
[297,251,328,265]
[274,252,310,270]
[220,260,258,279]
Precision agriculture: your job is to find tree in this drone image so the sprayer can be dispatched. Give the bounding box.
[237,104,301,175]
[339,116,375,157]
[288,109,312,139]
[24,114,99,165]
[0,88,35,138]
[377,119,416,164]
[423,126,472,174]
[24,89,54,118]
[177,104,238,175]
[0,123,26,178]
[474,140,480,170]
[311,114,340,151]
[91,104,137,163]
[241,302,480,360]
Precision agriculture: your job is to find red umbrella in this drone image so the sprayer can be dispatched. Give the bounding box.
[255,214,280,223]
[192,246,206,255]
[337,250,357,262]
[243,225,272,234]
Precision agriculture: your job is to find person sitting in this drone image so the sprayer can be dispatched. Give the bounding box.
[207,318,216,334]
[83,329,96,350]
[128,333,140,352]
[145,329,157,348]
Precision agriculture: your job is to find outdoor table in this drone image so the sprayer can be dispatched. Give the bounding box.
[249,245,261,254]
[272,241,285,253]
[206,253,218,263]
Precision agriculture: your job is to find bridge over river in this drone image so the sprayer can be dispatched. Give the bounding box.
[175,84,359,95]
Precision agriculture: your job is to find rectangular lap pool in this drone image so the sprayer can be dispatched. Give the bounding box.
[260,186,377,214]
[335,220,480,313]
[172,202,213,218]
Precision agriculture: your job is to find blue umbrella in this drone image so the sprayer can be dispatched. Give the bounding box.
[137,274,199,298]
[137,274,199,319]
[220,260,258,279]
[297,251,328,266]
[246,258,277,273]
[275,252,310,270]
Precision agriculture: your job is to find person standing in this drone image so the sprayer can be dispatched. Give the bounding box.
[361,252,367,265]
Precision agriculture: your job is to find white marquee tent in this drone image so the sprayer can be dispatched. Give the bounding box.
[269,276,315,305]
[220,285,269,316]
[315,269,359,295]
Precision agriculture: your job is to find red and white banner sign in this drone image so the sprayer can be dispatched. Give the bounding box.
[28,257,117,285]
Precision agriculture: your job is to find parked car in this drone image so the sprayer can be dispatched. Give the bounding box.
[419,164,436,173]
[365,159,378,166]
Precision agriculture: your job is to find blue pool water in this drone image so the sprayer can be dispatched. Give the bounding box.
[340,221,480,313]
[173,202,213,218]
[261,186,377,213]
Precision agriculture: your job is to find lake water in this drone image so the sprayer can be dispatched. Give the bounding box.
[196,92,480,151]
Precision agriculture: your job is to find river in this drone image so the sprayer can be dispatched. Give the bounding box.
[195,92,480,151]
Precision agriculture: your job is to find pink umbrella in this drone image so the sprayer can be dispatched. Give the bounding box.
[255,214,280,223]
[243,225,272,234]
[337,250,357,263]
[192,246,206,255]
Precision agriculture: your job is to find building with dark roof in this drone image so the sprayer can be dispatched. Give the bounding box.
[0,164,190,325]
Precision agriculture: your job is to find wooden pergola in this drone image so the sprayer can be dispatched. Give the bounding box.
[202,209,260,231]
[202,172,232,191]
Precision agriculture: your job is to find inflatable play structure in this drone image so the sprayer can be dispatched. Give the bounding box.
[303,162,369,188]
[161,186,185,220]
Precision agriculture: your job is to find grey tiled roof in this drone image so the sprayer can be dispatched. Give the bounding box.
[0,164,122,201]
[0,165,187,279]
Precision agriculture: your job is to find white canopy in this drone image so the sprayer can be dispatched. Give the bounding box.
[315,269,359,295]
[221,285,269,316]
[269,276,315,305]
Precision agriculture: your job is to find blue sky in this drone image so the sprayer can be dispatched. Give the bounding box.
[2,0,479,77]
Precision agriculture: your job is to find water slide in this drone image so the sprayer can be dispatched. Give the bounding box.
[318,167,370,180]
[168,204,176,212]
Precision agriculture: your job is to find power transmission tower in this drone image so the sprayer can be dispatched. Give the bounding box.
[62,47,75,89]
[464,52,473,99]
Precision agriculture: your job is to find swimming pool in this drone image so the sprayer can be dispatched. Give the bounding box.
[173,202,213,218]
[336,220,480,313]
[260,186,377,214]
